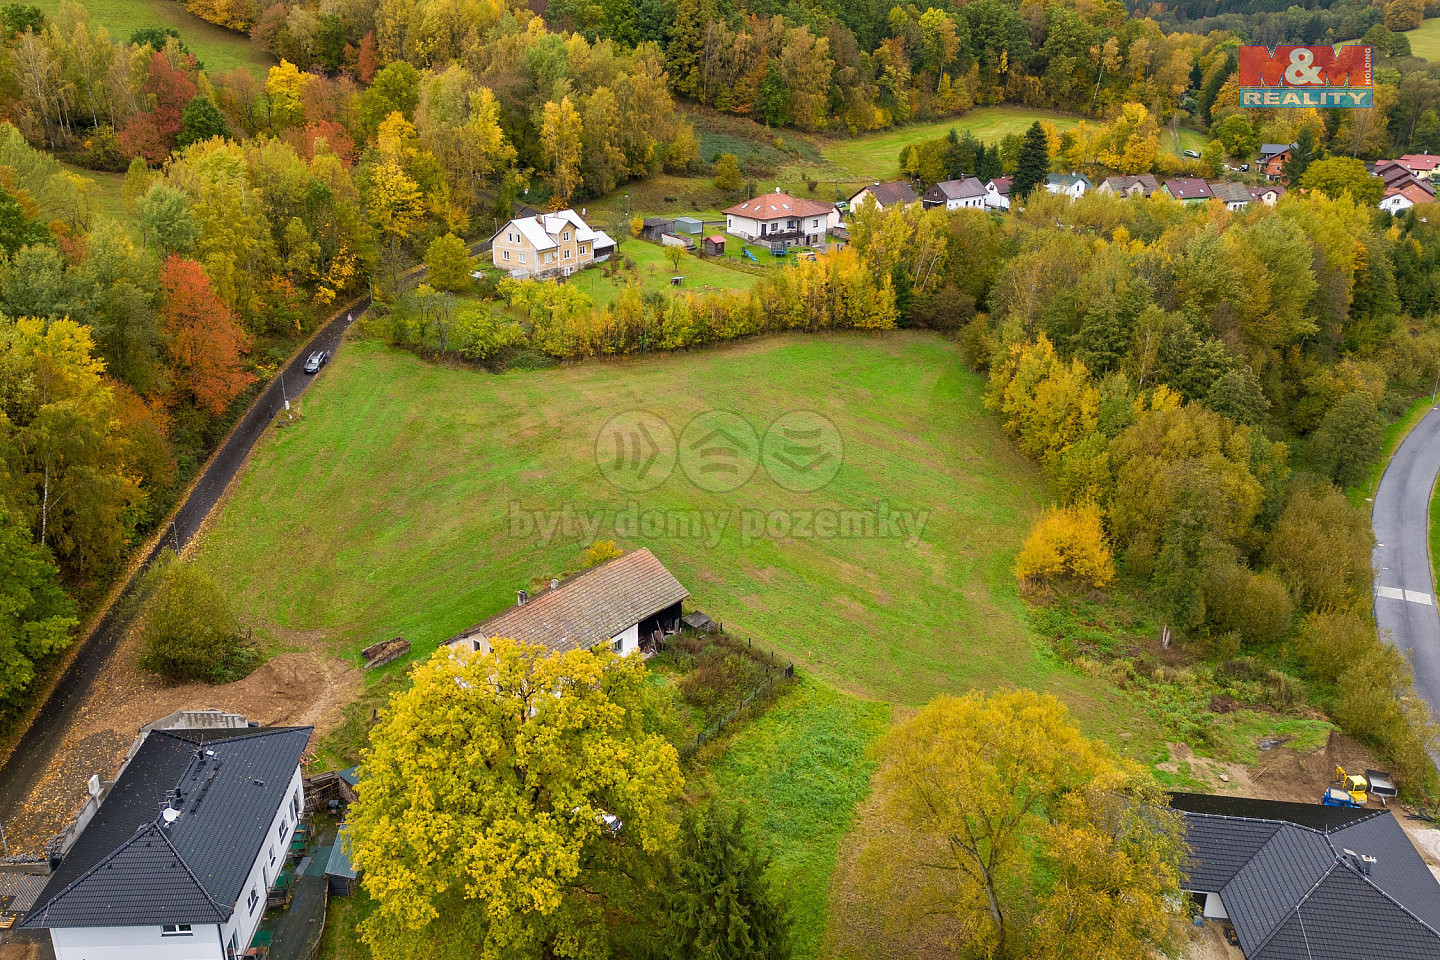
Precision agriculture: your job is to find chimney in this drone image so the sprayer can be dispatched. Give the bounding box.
[517,589,528,606]
[1360,854,1377,875]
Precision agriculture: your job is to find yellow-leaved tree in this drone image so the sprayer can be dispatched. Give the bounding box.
[1014,502,1115,589]
[1096,102,1159,175]
[858,690,1186,960]
[348,639,683,960]
[541,96,584,205]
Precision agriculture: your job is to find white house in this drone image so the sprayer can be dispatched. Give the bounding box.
[1045,173,1090,200]
[1381,181,1436,213]
[724,190,832,248]
[984,177,1012,211]
[22,725,312,960]
[921,177,987,210]
[445,548,689,658]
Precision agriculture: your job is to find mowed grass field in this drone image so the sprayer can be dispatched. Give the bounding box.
[40,0,271,76]
[1407,17,1440,61]
[194,332,1152,723]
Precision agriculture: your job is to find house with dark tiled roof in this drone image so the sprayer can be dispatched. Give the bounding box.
[445,548,688,658]
[848,180,919,212]
[21,725,312,960]
[1163,178,1213,203]
[1208,180,1252,210]
[1250,185,1284,206]
[1173,792,1440,960]
[921,177,987,211]
[984,177,1012,210]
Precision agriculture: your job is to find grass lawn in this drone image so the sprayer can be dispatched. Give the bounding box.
[702,678,891,960]
[58,160,130,227]
[1407,17,1440,61]
[1164,125,1207,157]
[583,238,759,307]
[37,0,272,76]
[193,332,1152,727]
[807,107,1081,182]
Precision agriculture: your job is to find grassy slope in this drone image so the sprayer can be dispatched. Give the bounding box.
[1407,17,1440,61]
[42,0,271,76]
[703,679,891,960]
[195,333,1140,711]
[58,160,129,225]
[809,107,1081,182]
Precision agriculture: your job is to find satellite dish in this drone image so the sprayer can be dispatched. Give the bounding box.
[162,807,179,825]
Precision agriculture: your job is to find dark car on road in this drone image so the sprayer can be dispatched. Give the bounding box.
[304,350,329,374]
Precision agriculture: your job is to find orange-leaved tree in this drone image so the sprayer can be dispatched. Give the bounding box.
[161,255,255,415]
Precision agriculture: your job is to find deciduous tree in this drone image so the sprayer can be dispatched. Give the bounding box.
[160,255,254,414]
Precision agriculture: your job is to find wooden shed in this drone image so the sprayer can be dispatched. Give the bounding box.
[641,217,673,242]
[703,235,726,256]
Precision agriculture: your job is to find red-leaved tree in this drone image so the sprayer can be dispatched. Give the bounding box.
[119,53,199,164]
[161,256,255,415]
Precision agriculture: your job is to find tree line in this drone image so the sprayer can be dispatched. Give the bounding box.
[843,188,1440,788]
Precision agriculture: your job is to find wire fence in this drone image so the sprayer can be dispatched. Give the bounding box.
[678,647,795,762]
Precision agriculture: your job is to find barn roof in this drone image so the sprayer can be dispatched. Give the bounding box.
[447,549,688,654]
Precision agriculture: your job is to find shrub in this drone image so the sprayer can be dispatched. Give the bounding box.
[957,314,995,370]
[1265,481,1373,611]
[580,539,623,567]
[137,553,257,682]
[1309,391,1383,489]
[1334,643,1439,793]
[1015,503,1115,589]
[1203,563,1293,645]
[1296,609,1375,683]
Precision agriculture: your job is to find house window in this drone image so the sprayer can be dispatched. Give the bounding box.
[248,887,260,913]
[292,789,302,819]
[579,244,586,254]
[269,847,277,867]
[161,924,193,936]
[519,253,526,263]
[563,249,571,260]
[812,219,819,227]
[563,232,570,241]
[503,250,510,261]
[279,821,289,843]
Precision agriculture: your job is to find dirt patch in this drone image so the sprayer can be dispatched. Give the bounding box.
[1,643,360,856]
[1183,920,1244,960]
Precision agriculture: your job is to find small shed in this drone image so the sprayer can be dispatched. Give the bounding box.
[641,217,673,241]
[703,235,725,256]
[325,825,359,896]
[673,216,703,235]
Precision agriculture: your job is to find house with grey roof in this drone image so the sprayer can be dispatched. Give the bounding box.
[1096,174,1160,198]
[21,725,312,960]
[1208,180,1252,210]
[490,209,615,279]
[1044,173,1091,200]
[921,177,987,211]
[847,181,919,212]
[1173,792,1440,960]
[445,548,688,658]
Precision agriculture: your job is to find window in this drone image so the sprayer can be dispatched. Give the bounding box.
[503,250,510,261]
[279,821,289,843]
[269,847,276,867]
[292,789,302,819]
[519,253,526,263]
[812,219,820,227]
[563,231,570,241]
[563,249,571,260]
[248,887,260,913]
[579,244,586,254]
[161,924,193,936]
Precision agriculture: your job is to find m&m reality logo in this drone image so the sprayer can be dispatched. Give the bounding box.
[1238,45,1373,108]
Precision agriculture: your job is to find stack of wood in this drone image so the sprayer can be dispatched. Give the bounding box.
[361,637,410,669]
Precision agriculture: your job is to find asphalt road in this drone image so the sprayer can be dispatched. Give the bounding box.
[0,296,371,829]
[1372,403,1440,723]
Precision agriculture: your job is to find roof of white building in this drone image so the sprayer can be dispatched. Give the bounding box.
[23,727,312,929]
[495,209,599,252]
[723,191,833,220]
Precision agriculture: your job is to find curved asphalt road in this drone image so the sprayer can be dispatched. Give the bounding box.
[0,239,491,832]
[1373,404,1440,723]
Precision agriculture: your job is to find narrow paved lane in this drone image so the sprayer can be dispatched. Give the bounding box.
[0,297,371,827]
[1373,404,1440,721]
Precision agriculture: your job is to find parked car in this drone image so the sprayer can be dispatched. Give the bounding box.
[304,349,329,374]
[1182,149,1201,159]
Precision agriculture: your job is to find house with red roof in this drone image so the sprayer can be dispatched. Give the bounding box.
[1163,178,1213,203]
[1381,180,1437,214]
[1398,154,1440,180]
[723,189,833,248]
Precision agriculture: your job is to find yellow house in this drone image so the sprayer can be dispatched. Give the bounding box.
[490,210,615,279]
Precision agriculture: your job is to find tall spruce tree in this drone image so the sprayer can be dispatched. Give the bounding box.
[1281,127,1318,185]
[1013,121,1050,200]
[652,805,791,960]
